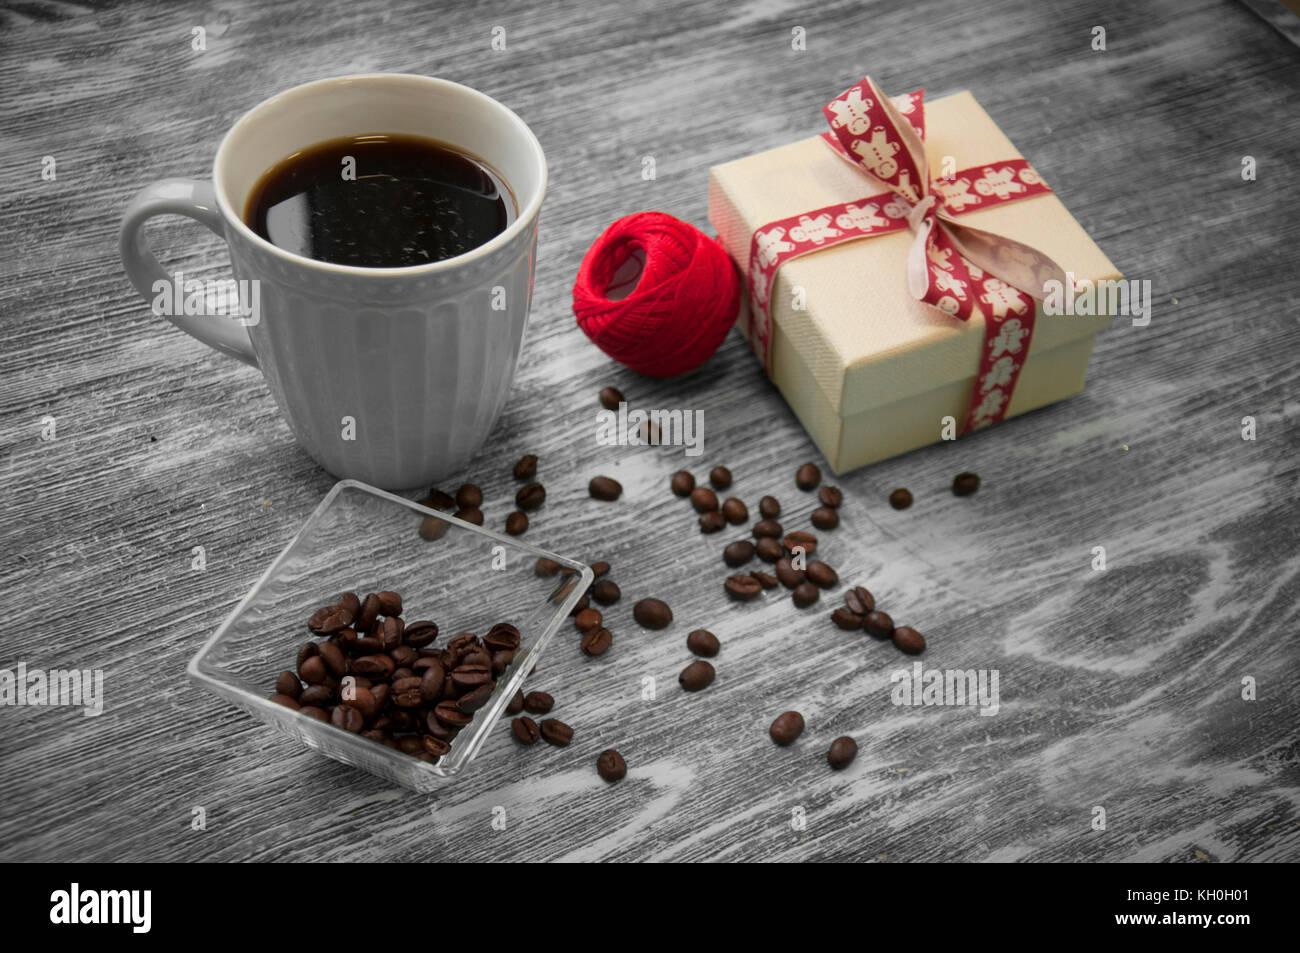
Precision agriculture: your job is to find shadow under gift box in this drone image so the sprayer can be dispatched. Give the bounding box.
[188,481,592,791]
[708,90,1122,474]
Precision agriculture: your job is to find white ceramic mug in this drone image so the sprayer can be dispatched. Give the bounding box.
[119,75,547,489]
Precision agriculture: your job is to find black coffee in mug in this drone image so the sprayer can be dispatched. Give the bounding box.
[245,133,516,267]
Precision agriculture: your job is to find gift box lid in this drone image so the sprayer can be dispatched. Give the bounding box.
[709,90,1121,418]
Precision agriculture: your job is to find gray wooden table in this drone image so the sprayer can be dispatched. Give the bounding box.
[2,0,1298,862]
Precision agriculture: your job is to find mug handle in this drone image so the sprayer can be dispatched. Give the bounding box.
[119,178,258,367]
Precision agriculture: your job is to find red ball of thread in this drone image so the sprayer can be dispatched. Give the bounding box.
[572,211,741,378]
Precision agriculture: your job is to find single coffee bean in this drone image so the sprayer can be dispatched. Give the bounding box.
[506,689,525,715]
[484,624,521,652]
[357,594,381,632]
[589,475,623,501]
[505,510,529,535]
[690,486,719,512]
[759,495,781,518]
[756,537,784,562]
[709,466,733,489]
[524,691,553,714]
[516,482,546,510]
[811,506,840,530]
[686,629,720,657]
[419,661,446,701]
[591,579,621,605]
[275,671,301,698]
[374,591,402,616]
[331,705,364,733]
[679,659,715,692]
[419,515,449,540]
[513,454,538,479]
[398,735,426,755]
[769,711,805,746]
[450,663,491,689]
[300,705,329,722]
[318,641,347,678]
[570,594,590,616]
[831,608,864,630]
[269,692,300,710]
[596,749,627,782]
[456,484,483,509]
[353,653,396,679]
[752,518,783,538]
[380,614,404,651]
[699,511,726,534]
[751,570,779,589]
[540,718,574,747]
[299,655,327,685]
[308,605,337,632]
[670,470,696,496]
[889,488,913,510]
[775,557,804,588]
[818,485,843,508]
[792,582,820,608]
[863,610,895,639]
[422,735,451,757]
[454,506,484,526]
[953,472,981,496]
[337,592,361,615]
[491,650,514,677]
[723,539,755,567]
[827,736,858,769]
[580,626,613,656]
[456,681,495,713]
[435,699,473,728]
[535,557,561,577]
[845,586,875,615]
[422,488,456,510]
[391,677,425,708]
[299,685,334,707]
[590,560,611,578]
[575,608,603,631]
[512,716,540,745]
[633,598,673,629]
[783,531,817,555]
[598,386,625,411]
[892,626,926,654]
[724,574,763,601]
[806,561,838,588]
[721,498,748,524]
[402,620,438,647]
[796,462,821,490]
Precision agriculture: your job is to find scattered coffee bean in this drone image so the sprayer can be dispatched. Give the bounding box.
[751,570,779,590]
[506,689,525,715]
[516,482,546,510]
[818,486,843,508]
[599,386,625,410]
[633,597,673,629]
[686,629,720,657]
[591,579,621,605]
[783,531,817,555]
[456,484,483,509]
[811,507,839,530]
[752,519,783,538]
[523,691,554,714]
[796,462,821,490]
[590,561,611,578]
[690,486,719,512]
[512,716,540,745]
[756,537,783,562]
[889,488,913,510]
[725,574,763,601]
[953,472,981,496]
[569,594,590,616]
[699,511,726,534]
[596,749,627,782]
[845,586,875,615]
[419,515,449,540]
[863,610,895,638]
[505,511,529,535]
[769,711,805,746]
[671,470,695,496]
[454,506,484,526]
[422,488,456,510]
[827,736,858,769]
[513,454,538,479]
[831,608,864,630]
[540,718,574,746]
[589,475,623,501]
[775,557,804,589]
[806,561,838,588]
[574,608,603,632]
[723,539,756,567]
[792,582,820,608]
[758,495,781,518]
[892,626,926,654]
[709,466,733,489]
[580,626,613,656]
[721,498,749,524]
[679,659,715,692]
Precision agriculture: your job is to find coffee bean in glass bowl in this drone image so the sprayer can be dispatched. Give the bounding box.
[686,629,720,657]
[827,736,858,769]
[690,486,719,513]
[589,475,623,501]
[892,626,926,654]
[709,466,733,489]
[679,659,715,692]
[632,597,672,629]
[597,749,627,782]
[535,557,561,577]
[599,386,625,410]
[953,472,981,496]
[769,711,805,746]
[889,488,913,510]
[671,470,695,496]
[796,462,821,490]
[721,498,748,525]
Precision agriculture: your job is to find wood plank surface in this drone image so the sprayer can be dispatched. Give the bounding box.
[1,0,1298,862]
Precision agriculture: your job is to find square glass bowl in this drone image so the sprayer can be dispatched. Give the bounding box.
[188,480,593,792]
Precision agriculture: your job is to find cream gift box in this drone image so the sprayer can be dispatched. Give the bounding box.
[708,90,1121,474]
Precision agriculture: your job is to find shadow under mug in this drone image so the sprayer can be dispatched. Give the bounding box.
[119,74,547,490]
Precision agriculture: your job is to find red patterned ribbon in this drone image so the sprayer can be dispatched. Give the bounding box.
[747,78,1067,433]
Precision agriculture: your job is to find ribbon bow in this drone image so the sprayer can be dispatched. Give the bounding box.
[747,78,1068,432]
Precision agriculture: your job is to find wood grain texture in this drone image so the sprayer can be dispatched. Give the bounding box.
[1,0,1299,862]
